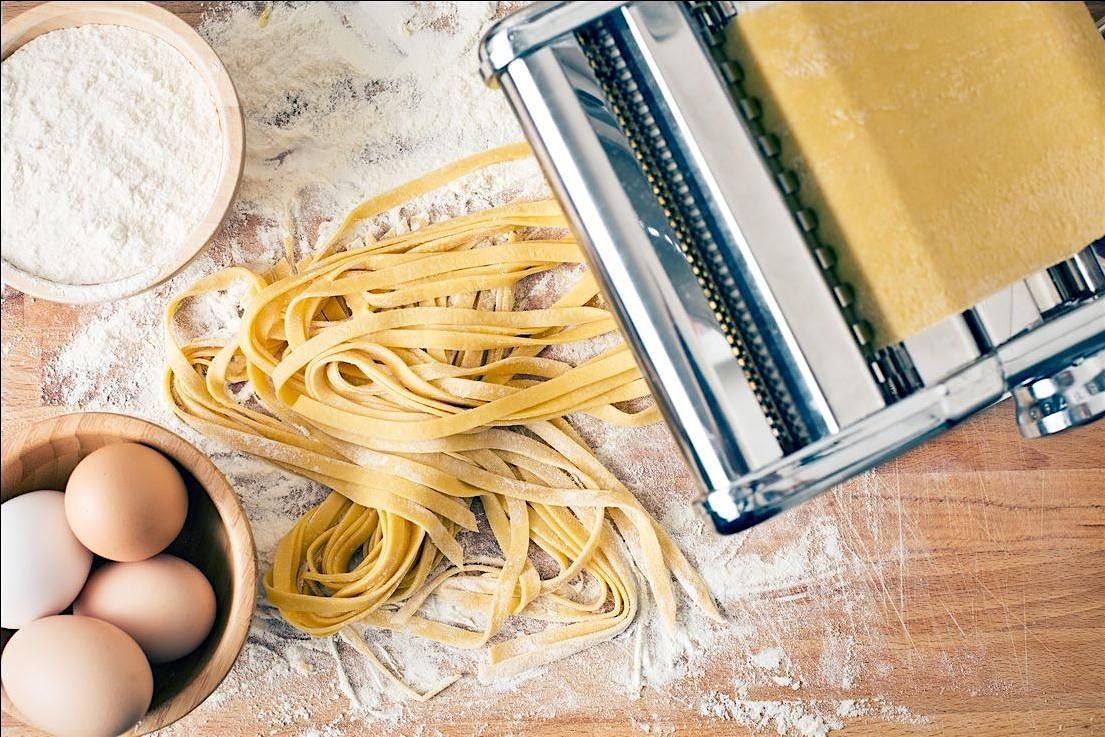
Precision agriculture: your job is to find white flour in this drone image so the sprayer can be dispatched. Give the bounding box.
[200,1,535,228]
[29,3,928,736]
[1,25,222,285]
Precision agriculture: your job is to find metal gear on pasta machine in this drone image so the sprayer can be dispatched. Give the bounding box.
[478,2,1105,534]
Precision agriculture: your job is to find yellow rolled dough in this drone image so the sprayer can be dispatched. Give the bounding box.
[727,2,1105,345]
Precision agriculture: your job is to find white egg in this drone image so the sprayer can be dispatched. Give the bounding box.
[0,490,93,628]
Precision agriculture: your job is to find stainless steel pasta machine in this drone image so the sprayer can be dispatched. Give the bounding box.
[479,2,1105,533]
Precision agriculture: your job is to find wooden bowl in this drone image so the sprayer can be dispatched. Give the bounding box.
[0,2,244,304]
[0,412,256,735]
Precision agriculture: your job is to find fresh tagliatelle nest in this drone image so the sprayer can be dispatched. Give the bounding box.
[163,144,720,693]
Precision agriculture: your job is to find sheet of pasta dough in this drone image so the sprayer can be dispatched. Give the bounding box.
[726,2,1105,345]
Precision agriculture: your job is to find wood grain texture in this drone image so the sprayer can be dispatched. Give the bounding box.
[0,1,243,304]
[0,412,257,736]
[1,2,1103,737]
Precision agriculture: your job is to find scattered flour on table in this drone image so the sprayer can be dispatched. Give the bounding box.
[33,3,927,736]
[199,0,543,228]
[1,25,222,285]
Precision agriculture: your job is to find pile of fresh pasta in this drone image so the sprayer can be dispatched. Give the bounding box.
[164,143,719,693]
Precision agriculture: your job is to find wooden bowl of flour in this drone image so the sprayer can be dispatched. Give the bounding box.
[0,2,244,304]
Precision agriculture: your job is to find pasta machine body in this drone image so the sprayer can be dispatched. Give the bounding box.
[479,1,1105,533]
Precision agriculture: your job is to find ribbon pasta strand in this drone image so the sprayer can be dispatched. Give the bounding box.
[164,144,720,686]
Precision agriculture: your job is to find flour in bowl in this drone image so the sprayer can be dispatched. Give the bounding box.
[0,24,222,285]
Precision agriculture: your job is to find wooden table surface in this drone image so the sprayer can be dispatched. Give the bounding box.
[2,3,1104,737]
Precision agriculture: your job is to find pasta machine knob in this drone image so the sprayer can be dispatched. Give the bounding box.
[1012,348,1105,438]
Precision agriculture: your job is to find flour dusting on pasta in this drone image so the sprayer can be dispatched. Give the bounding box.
[30,3,932,736]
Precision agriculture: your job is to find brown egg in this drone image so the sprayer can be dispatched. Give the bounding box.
[1,615,153,737]
[65,442,188,561]
[75,554,217,663]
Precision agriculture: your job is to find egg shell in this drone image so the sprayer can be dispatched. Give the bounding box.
[1,615,153,737]
[74,553,217,663]
[0,490,93,629]
[65,442,188,561]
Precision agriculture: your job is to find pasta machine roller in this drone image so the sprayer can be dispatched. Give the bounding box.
[479,2,1105,533]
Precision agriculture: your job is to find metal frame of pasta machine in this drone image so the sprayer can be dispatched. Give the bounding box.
[479,2,1105,533]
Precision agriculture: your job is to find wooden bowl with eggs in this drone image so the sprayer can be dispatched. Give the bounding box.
[0,412,256,735]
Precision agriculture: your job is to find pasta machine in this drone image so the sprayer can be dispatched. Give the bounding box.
[479,2,1105,533]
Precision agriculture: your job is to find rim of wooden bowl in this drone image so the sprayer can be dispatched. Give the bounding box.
[0,1,244,304]
[0,412,257,735]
